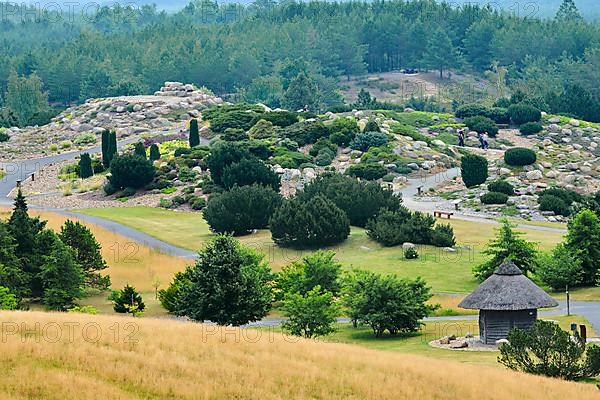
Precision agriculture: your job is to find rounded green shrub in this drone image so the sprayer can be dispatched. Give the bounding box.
[456,104,489,119]
[481,192,509,205]
[464,116,498,137]
[508,103,541,125]
[404,247,419,259]
[539,194,570,216]
[461,154,488,188]
[108,154,156,189]
[487,180,514,196]
[346,163,387,180]
[519,122,543,136]
[504,147,536,166]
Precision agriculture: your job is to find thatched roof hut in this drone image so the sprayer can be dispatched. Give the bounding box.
[459,261,558,344]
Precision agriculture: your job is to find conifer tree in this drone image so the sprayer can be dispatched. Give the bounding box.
[149,143,161,161]
[189,119,200,148]
[134,141,146,159]
[556,0,583,22]
[79,153,93,178]
[59,220,110,289]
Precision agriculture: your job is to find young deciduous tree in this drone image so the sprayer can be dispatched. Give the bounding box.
[565,209,600,285]
[536,243,583,291]
[276,251,342,299]
[0,286,18,310]
[282,286,339,338]
[341,271,435,337]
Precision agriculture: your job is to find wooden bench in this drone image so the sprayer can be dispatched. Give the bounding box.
[434,210,454,219]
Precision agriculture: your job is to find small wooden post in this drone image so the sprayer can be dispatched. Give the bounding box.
[31,173,35,182]
[417,186,423,195]
[16,180,21,188]
[580,325,587,343]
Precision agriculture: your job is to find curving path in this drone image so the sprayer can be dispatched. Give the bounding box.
[398,167,566,234]
[0,138,138,204]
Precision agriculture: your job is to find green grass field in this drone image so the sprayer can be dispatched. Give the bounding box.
[78,207,566,295]
[259,315,596,367]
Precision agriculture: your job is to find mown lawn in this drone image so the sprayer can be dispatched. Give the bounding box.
[78,206,565,294]
[258,315,596,367]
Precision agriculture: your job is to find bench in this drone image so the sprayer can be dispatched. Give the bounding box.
[434,210,454,219]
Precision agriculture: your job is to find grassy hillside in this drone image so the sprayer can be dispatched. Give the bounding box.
[0,311,598,399]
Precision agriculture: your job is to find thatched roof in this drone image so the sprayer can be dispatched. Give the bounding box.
[459,261,558,311]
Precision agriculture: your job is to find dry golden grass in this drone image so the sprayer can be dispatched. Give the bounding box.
[0,208,189,293]
[0,311,598,400]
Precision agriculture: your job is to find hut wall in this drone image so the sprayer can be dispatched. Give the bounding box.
[480,309,537,345]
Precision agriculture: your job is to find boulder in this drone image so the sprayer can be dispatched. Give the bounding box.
[449,341,468,349]
[526,170,543,180]
[402,243,415,251]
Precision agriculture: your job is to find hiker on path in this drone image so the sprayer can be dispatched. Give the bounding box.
[478,133,485,149]
[482,132,489,150]
[458,129,465,147]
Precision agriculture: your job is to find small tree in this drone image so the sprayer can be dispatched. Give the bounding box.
[203,184,282,235]
[113,284,146,315]
[189,119,200,147]
[79,153,93,179]
[149,143,161,161]
[282,286,339,338]
[499,320,600,381]
[473,219,538,281]
[537,243,583,291]
[158,270,191,313]
[276,251,342,299]
[565,209,600,285]
[177,235,273,325]
[38,238,84,311]
[101,129,111,168]
[270,196,350,248]
[108,154,155,189]
[461,154,488,188]
[341,271,435,337]
[134,141,146,159]
[59,220,110,289]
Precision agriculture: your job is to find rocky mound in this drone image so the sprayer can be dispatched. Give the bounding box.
[0,82,223,160]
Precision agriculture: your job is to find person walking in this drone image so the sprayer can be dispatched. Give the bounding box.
[482,132,489,150]
[478,133,485,149]
[458,129,465,147]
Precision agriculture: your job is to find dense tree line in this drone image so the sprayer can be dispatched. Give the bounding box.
[1,0,599,125]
